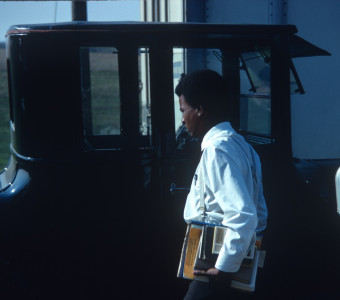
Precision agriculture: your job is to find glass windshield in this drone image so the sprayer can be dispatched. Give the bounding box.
[240,48,271,136]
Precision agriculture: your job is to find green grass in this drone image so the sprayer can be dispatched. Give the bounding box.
[0,69,10,170]
[90,70,120,134]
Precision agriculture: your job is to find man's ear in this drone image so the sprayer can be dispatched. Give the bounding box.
[197,105,205,117]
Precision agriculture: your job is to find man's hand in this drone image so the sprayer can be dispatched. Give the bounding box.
[193,267,220,277]
[193,268,232,283]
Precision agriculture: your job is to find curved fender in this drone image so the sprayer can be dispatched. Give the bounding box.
[0,156,31,202]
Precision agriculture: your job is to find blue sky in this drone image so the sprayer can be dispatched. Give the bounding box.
[0,0,141,42]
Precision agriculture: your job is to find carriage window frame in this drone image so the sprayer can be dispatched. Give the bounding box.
[79,45,152,150]
[239,47,272,142]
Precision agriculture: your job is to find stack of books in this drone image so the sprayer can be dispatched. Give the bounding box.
[177,221,264,292]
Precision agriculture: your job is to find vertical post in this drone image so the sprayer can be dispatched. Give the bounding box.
[72,1,88,21]
[80,48,92,135]
[119,45,140,146]
[54,2,58,22]
[149,44,175,157]
[73,1,90,136]
[222,51,240,130]
[271,33,292,155]
[141,0,147,21]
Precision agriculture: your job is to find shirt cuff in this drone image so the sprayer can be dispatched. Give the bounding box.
[214,246,243,272]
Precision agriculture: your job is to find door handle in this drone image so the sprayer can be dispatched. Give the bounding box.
[169,183,190,194]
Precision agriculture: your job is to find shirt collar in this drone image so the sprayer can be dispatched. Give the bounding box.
[201,122,234,151]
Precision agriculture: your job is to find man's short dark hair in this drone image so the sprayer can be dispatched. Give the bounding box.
[175,69,229,119]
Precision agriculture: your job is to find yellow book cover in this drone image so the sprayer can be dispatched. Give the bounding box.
[178,225,203,280]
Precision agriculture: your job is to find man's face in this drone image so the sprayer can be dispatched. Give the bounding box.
[179,95,202,137]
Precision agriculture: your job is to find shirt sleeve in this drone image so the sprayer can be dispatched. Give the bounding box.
[202,146,258,273]
[253,151,268,233]
[255,183,268,233]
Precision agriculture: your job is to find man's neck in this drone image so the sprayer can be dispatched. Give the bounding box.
[198,119,229,139]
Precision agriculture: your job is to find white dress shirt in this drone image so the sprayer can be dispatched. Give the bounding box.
[184,122,268,272]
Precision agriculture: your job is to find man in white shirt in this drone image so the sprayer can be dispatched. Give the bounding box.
[175,70,267,299]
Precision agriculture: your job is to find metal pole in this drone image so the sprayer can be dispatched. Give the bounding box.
[54,1,58,22]
[72,1,88,21]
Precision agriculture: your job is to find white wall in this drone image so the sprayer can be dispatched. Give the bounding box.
[288,0,340,159]
[206,0,268,24]
[205,0,340,159]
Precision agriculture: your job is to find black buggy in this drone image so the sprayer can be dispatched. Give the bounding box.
[0,22,339,299]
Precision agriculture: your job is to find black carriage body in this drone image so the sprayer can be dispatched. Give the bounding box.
[0,22,339,299]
